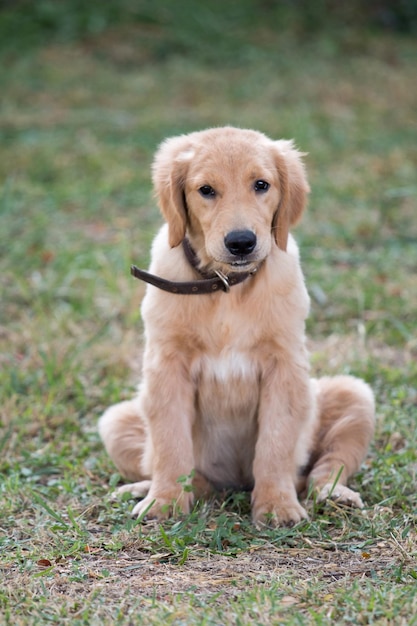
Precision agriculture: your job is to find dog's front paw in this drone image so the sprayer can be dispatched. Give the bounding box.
[111,480,152,500]
[131,489,194,521]
[317,483,364,509]
[252,489,308,527]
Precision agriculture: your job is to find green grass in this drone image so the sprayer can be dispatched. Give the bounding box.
[1,2,417,624]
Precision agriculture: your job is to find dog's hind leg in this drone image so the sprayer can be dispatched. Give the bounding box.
[99,399,214,508]
[307,376,375,508]
[98,399,150,483]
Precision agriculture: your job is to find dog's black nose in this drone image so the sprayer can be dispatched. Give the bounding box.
[224,230,257,256]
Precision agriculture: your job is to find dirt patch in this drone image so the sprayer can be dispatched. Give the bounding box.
[4,536,405,604]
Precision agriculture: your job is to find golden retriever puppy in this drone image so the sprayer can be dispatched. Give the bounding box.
[99,126,375,526]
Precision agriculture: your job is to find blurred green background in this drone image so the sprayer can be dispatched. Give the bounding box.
[1,0,416,344]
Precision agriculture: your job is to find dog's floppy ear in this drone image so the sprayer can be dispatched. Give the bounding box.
[152,135,194,248]
[271,140,310,251]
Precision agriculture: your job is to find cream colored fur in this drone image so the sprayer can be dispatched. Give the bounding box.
[99,127,375,526]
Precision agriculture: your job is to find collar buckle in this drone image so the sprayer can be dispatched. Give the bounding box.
[214,270,230,293]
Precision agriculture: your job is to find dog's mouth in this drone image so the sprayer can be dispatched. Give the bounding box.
[212,248,268,275]
[221,255,262,274]
[201,239,269,276]
[230,259,252,267]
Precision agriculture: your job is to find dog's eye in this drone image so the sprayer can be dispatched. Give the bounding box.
[254,180,270,193]
[199,185,216,197]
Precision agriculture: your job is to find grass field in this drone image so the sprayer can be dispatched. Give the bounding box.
[1,2,416,624]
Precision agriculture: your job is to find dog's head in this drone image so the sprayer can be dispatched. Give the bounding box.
[152,126,309,273]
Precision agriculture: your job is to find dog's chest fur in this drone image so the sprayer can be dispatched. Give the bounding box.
[185,287,286,490]
[191,347,259,489]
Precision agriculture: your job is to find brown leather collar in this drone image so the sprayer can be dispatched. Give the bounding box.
[130,238,257,295]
